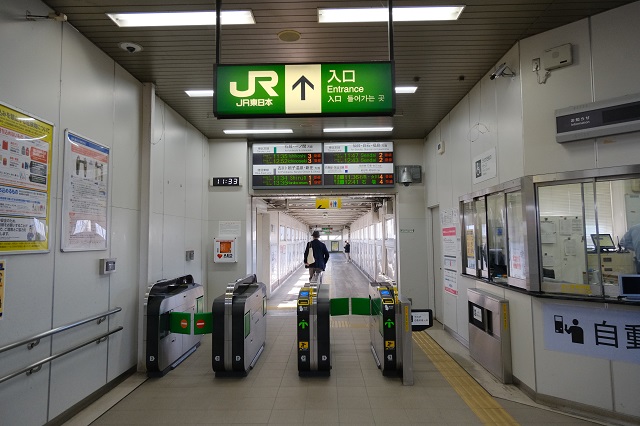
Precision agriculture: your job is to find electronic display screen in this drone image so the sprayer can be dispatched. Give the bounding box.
[322,142,394,188]
[299,291,310,297]
[619,274,640,298]
[380,289,391,296]
[590,233,616,250]
[251,141,394,189]
[252,143,323,189]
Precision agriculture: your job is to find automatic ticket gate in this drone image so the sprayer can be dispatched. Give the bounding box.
[297,273,331,376]
[145,275,204,377]
[369,281,414,385]
[212,274,267,377]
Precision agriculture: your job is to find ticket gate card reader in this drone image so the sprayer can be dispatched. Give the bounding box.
[297,279,331,376]
[369,283,414,385]
[145,275,203,377]
[212,274,267,377]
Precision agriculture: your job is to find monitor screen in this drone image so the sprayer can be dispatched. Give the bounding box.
[590,233,616,250]
[619,274,640,299]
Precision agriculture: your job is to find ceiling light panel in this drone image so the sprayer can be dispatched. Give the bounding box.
[185,90,214,97]
[223,129,293,135]
[107,10,255,27]
[318,6,465,23]
[395,86,418,94]
[323,127,393,133]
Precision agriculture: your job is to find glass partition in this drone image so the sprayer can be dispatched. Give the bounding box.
[537,176,640,300]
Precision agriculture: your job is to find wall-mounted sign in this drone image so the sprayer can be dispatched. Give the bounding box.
[0,102,53,254]
[472,147,497,184]
[215,62,394,118]
[214,237,236,263]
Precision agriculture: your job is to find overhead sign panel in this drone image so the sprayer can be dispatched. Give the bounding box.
[215,62,394,118]
[251,142,395,190]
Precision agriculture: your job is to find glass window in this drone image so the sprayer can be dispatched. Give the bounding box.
[506,191,526,280]
[463,201,476,274]
[537,177,639,300]
[487,193,507,283]
[475,198,488,278]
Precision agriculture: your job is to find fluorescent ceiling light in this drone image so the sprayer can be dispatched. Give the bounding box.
[318,6,464,23]
[107,10,255,27]
[185,90,214,97]
[395,86,417,94]
[223,129,293,135]
[323,127,393,133]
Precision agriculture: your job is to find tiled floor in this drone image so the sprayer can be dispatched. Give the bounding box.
[65,254,612,425]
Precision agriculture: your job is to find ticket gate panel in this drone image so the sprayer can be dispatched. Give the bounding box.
[145,275,203,377]
[212,275,267,377]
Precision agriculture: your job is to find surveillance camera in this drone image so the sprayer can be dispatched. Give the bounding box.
[119,42,143,54]
[490,62,514,80]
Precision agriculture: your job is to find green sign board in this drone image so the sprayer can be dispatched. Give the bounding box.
[215,62,394,118]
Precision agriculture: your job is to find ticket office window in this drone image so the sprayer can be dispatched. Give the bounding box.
[462,188,527,287]
[537,177,640,300]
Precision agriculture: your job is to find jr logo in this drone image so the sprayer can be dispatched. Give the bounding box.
[230,71,279,97]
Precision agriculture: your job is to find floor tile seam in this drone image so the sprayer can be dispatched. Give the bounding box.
[413,332,520,426]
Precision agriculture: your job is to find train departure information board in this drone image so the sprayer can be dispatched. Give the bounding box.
[251,141,394,189]
[323,142,394,188]
[252,143,323,188]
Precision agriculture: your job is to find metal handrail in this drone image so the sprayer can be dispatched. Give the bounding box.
[0,307,122,354]
[0,327,123,385]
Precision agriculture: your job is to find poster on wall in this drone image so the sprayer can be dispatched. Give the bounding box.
[472,147,497,184]
[61,130,110,251]
[214,237,236,263]
[0,102,53,253]
[444,257,458,296]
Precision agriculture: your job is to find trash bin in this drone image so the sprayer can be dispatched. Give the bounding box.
[467,288,512,383]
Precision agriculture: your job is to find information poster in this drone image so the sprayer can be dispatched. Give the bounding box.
[0,102,53,253]
[61,130,110,251]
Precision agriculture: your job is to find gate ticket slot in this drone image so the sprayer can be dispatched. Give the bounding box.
[379,287,397,375]
[297,288,312,373]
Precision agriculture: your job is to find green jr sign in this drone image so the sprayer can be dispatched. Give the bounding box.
[214,62,394,118]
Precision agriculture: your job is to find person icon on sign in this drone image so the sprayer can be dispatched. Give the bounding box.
[564,318,584,344]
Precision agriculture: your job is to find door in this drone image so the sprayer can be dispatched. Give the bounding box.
[430,206,443,322]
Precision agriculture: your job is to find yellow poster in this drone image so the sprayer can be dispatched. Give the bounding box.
[0,103,53,253]
[0,259,5,319]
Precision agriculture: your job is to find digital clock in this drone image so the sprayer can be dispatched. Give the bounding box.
[211,177,240,187]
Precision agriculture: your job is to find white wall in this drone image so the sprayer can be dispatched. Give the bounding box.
[207,140,251,302]
[425,1,640,418]
[0,0,142,423]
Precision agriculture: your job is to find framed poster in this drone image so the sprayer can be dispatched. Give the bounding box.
[0,102,53,253]
[61,130,110,251]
